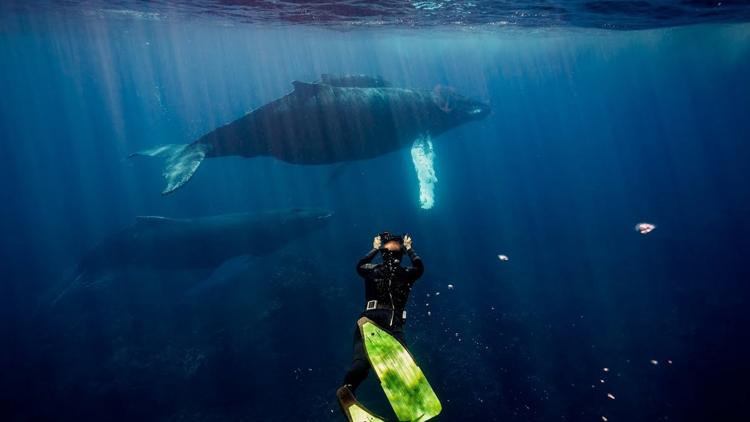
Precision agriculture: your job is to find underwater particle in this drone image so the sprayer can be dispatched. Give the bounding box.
[600,379,605,383]
[427,311,432,316]
[435,291,440,296]
[498,254,509,261]
[635,222,656,234]
[607,393,616,400]
[667,360,673,365]
[602,417,608,421]
[603,367,610,372]
[651,359,659,365]
[447,284,454,290]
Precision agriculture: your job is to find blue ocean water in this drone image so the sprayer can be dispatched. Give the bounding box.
[1,2,750,421]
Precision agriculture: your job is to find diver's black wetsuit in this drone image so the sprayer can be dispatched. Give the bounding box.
[342,246,424,392]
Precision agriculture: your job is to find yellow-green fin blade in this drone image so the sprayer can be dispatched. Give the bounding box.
[358,317,442,421]
[348,404,387,422]
[337,385,387,422]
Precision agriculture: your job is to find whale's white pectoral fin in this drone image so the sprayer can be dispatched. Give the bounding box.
[130,143,207,195]
[410,135,437,210]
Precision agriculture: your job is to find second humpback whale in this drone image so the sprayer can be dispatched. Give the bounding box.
[76,208,332,275]
[132,74,490,196]
[49,208,331,302]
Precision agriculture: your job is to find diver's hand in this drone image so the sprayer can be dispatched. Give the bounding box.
[373,235,382,250]
[403,234,413,250]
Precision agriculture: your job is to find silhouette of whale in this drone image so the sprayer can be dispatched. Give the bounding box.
[47,208,332,306]
[65,208,331,288]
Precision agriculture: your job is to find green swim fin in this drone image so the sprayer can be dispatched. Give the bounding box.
[358,317,442,422]
[337,385,387,422]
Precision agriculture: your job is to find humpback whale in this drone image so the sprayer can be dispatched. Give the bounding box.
[46,208,332,307]
[70,208,332,285]
[132,74,490,196]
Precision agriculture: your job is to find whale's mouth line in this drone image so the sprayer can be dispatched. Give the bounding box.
[317,212,334,220]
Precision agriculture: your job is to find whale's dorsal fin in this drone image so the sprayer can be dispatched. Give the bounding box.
[292,80,323,97]
[319,74,391,88]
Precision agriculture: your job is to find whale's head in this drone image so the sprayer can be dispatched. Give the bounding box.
[231,208,333,252]
[272,207,334,237]
[430,85,491,131]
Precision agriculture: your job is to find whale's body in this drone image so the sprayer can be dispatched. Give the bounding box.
[132,75,490,195]
[77,208,332,276]
[203,83,456,163]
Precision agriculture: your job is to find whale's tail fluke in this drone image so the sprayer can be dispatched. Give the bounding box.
[130,142,207,195]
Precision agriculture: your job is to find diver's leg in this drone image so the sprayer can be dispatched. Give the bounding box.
[388,323,407,348]
[342,323,370,393]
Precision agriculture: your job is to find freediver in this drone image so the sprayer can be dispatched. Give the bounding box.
[337,232,424,404]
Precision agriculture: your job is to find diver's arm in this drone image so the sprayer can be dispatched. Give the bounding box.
[356,248,379,277]
[405,247,424,280]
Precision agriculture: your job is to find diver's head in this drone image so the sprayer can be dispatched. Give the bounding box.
[431,85,491,124]
[378,232,404,265]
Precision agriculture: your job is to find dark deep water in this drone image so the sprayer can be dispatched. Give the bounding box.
[2,2,750,421]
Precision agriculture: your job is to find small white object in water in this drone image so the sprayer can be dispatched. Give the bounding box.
[607,393,616,400]
[603,367,609,372]
[602,417,608,421]
[427,311,431,316]
[447,284,454,290]
[498,254,509,261]
[667,359,673,365]
[435,291,441,296]
[635,222,656,234]
[651,359,659,365]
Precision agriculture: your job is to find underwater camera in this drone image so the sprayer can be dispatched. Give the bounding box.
[379,232,406,245]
